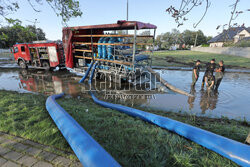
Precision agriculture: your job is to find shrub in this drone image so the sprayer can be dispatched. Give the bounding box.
[234,40,250,47]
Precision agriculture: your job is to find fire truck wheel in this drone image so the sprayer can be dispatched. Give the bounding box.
[19,60,27,69]
[42,61,50,70]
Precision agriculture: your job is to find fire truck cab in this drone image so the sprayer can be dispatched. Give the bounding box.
[12,41,64,70]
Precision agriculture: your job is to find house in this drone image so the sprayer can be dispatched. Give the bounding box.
[233,27,250,43]
[208,27,250,47]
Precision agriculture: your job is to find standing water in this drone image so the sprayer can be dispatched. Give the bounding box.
[0,68,249,121]
[139,70,250,121]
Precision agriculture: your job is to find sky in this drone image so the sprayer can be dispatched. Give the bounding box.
[3,0,250,40]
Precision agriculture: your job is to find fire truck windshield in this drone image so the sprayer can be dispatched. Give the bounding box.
[14,47,18,53]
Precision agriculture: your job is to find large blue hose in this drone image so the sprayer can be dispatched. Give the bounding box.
[102,37,110,59]
[46,94,120,167]
[98,38,104,58]
[87,64,250,167]
[79,61,94,83]
[88,62,98,85]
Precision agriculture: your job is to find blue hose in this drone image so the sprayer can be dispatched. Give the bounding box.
[102,38,110,59]
[46,94,120,167]
[88,62,98,85]
[79,61,94,83]
[98,37,104,58]
[87,64,250,167]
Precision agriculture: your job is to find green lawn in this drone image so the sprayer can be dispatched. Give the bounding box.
[0,90,249,166]
[152,50,250,69]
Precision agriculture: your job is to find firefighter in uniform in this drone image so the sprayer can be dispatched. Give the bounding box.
[215,60,225,90]
[205,71,215,90]
[201,59,216,88]
[191,60,201,87]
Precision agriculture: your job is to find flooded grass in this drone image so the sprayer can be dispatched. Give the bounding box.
[1,90,249,166]
[153,50,250,69]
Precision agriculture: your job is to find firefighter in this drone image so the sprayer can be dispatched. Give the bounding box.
[191,60,201,87]
[201,59,216,88]
[205,71,215,90]
[215,60,225,90]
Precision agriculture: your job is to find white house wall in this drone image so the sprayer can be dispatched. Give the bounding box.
[234,29,250,43]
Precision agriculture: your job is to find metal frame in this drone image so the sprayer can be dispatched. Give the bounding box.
[91,29,94,61]
[151,28,156,67]
[132,25,137,72]
[72,26,155,82]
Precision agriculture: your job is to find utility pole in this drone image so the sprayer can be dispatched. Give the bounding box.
[127,0,129,21]
[26,19,39,41]
[194,32,198,47]
[126,0,129,35]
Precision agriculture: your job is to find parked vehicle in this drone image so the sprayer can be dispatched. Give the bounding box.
[11,41,65,70]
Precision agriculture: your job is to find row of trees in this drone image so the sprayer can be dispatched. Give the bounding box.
[0,20,46,48]
[155,29,212,50]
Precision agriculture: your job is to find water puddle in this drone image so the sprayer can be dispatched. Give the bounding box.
[144,70,250,121]
[0,68,249,121]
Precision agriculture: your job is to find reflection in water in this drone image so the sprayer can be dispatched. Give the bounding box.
[199,89,218,114]
[188,85,219,113]
[153,70,250,121]
[0,68,250,121]
[18,69,88,97]
[188,86,196,110]
[17,69,157,107]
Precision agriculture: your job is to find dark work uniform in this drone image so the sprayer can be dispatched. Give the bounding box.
[206,75,215,89]
[202,62,216,84]
[215,65,225,90]
[191,64,200,86]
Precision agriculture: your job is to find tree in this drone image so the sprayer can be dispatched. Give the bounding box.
[0,0,82,24]
[196,30,207,45]
[155,29,183,49]
[166,0,249,30]
[182,30,207,46]
[155,29,210,49]
[0,20,46,48]
[26,25,46,40]
[182,30,195,46]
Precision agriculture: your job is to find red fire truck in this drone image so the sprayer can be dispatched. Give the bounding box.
[12,41,64,70]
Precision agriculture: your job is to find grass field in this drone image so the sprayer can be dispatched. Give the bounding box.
[0,90,249,166]
[152,50,250,69]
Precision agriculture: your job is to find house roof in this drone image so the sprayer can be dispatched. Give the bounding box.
[246,27,250,33]
[208,27,246,43]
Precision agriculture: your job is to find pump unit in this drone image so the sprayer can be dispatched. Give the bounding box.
[62,20,157,83]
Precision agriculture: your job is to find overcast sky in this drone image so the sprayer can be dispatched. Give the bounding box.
[4,0,250,40]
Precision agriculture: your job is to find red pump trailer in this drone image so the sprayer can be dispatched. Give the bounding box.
[12,41,64,70]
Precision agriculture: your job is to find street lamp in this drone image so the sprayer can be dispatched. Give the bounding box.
[26,19,39,41]
[127,0,129,21]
